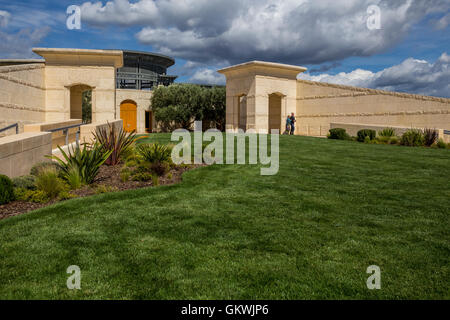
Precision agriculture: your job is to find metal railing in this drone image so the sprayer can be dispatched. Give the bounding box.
[47,123,81,148]
[0,123,19,134]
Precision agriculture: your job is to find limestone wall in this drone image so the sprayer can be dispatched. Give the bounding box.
[44,65,117,123]
[79,119,123,144]
[296,80,450,136]
[116,89,153,133]
[24,119,82,149]
[0,132,52,178]
[0,63,46,136]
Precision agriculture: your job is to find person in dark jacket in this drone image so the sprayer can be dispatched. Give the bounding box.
[290,113,296,135]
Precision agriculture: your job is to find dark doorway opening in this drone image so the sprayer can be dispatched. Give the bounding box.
[145,111,152,133]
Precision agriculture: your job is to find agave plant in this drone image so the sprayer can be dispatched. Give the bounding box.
[48,142,112,185]
[92,122,144,166]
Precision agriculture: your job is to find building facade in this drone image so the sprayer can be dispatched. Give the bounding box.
[0,48,177,135]
[218,61,450,138]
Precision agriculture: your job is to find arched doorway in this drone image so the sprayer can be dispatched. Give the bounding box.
[268,93,282,133]
[70,84,92,123]
[237,94,247,130]
[120,100,137,132]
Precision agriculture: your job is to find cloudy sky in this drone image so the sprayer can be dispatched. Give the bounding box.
[0,0,449,97]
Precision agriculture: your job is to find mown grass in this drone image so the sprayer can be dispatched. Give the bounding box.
[0,134,448,299]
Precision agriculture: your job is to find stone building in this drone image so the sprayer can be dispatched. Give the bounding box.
[0,48,177,135]
[218,61,450,137]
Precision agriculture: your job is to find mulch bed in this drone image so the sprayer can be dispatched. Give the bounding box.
[0,163,204,221]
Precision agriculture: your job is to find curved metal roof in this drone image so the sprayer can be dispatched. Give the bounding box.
[120,50,175,68]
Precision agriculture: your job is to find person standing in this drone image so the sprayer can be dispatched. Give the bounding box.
[285,115,292,135]
[290,113,296,135]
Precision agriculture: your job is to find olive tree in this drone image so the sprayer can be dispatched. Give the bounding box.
[151,84,225,132]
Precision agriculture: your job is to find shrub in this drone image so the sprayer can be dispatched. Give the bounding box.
[94,185,118,194]
[12,175,36,190]
[357,129,376,142]
[30,161,59,176]
[58,191,77,201]
[92,122,142,165]
[436,139,447,149]
[401,129,424,147]
[379,128,395,137]
[35,167,67,199]
[131,172,153,182]
[49,142,112,185]
[28,190,49,203]
[328,128,350,140]
[167,172,173,180]
[150,161,169,176]
[423,128,438,147]
[0,174,15,205]
[137,143,172,163]
[375,136,390,144]
[389,137,399,145]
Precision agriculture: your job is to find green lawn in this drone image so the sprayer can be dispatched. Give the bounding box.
[0,134,449,299]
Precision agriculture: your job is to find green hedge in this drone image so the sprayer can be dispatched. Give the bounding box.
[357,129,376,142]
[0,174,15,205]
[328,128,350,140]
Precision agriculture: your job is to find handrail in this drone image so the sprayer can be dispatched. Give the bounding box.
[0,123,19,134]
[47,123,81,148]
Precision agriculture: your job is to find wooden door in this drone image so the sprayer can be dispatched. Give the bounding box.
[120,101,137,132]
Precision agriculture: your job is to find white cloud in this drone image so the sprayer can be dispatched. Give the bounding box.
[299,53,450,97]
[189,68,225,85]
[0,26,51,58]
[80,0,450,65]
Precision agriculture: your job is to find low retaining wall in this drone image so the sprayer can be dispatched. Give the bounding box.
[79,119,123,144]
[24,119,82,149]
[330,122,450,142]
[0,132,52,178]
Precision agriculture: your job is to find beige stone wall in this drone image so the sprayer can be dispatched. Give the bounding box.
[296,80,450,136]
[24,119,82,149]
[79,119,123,144]
[116,89,153,133]
[0,132,52,178]
[219,62,305,133]
[0,63,46,136]
[44,65,117,123]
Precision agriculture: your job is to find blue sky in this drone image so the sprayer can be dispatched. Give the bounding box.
[0,0,449,97]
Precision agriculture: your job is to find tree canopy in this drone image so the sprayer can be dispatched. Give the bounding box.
[151,84,225,132]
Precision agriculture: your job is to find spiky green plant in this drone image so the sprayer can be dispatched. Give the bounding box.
[49,142,112,185]
[92,122,145,166]
[137,143,172,164]
[379,127,395,137]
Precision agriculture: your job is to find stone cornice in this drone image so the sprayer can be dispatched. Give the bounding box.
[298,109,450,118]
[297,79,450,104]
